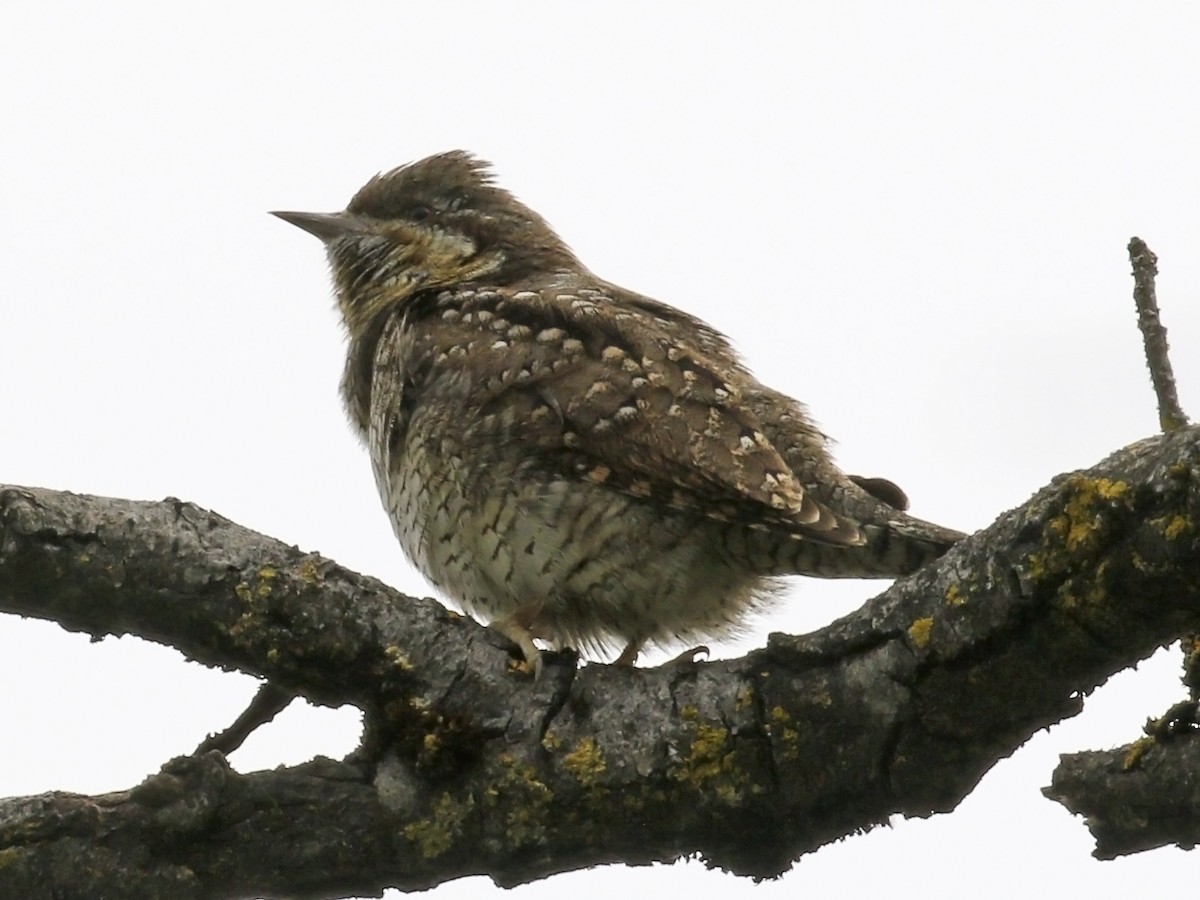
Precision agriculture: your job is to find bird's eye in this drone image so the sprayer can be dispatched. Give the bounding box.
[410,205,433,222]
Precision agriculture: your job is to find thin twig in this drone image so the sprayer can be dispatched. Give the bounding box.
[195,683,295,755]
[1129,237,1189,431]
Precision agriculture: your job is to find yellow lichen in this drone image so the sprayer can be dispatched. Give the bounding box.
[385,645,414,671]
[299,559,321,584]
[908,617,934,649]
[1049,477,1130,552]
[945,583,966,606]
[1162,515,1191,540]
[541,730,562,752]
[1028,477,1132,583]
[562,737,607,787]
[1094,479,1129,500]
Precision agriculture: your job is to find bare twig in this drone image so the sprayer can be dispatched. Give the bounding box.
[1129,237,1189,431]
[195,683,296,755]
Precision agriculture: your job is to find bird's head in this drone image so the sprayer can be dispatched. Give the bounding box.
[272,151,578,336]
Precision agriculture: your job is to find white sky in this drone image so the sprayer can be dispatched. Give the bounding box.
[3,3,1199,897]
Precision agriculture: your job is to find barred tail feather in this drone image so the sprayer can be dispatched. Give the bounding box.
[769,516,964,578]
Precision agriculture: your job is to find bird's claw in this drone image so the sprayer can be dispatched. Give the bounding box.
[664,645,710,667]
[490,617,544,679]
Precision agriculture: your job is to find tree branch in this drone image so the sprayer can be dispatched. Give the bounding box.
[1129,236,1189,431]
[2,426,1200,896]
[1045,731,1200,858]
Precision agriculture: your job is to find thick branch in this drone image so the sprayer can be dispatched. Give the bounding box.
[2,427,1200,896]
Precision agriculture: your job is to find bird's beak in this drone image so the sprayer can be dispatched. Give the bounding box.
[270,210,369,242]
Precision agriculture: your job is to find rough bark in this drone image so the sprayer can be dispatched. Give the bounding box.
[1045,731,1200,859]
[2,426,1200,898]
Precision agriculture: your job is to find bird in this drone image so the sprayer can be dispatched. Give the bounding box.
[272,151,964,674]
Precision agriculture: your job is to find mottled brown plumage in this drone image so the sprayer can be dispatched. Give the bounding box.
[273,151,963,671]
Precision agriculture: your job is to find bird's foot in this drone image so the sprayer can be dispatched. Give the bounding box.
[490,608,546,678]
[612,640,642,667]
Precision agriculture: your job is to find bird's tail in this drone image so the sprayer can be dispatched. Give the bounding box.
[761,473,964,578]
[776,513,964,578]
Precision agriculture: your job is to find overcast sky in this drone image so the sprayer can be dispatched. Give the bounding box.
[3,3,1199,898]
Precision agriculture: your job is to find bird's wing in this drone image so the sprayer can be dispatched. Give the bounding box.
[441,286,864,545]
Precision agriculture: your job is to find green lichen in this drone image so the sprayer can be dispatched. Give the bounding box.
[251,566,277,599]
[770,705,800,761]
[233,566,282,610]
[670,722,746,804]
[562,737,607,787]
[1058,559,1112,611]
[404,791,474,859]
[486,754,552,848]
[228,575,266,640]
